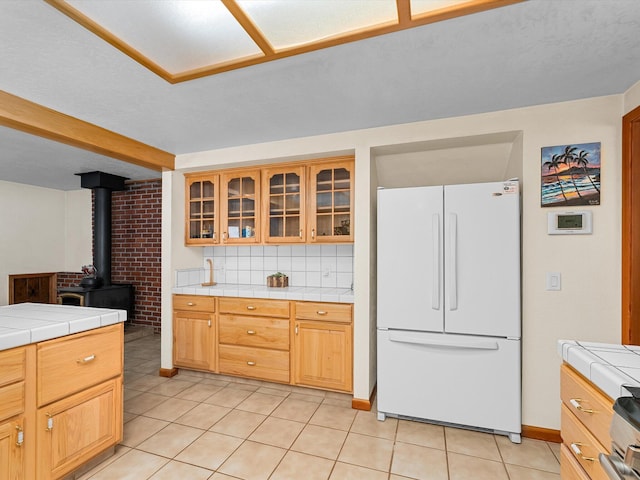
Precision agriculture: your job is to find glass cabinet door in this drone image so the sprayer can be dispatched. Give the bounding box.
[221,170,260,243]
[185,174,219,245]
[308,159,354,243]
[263,166,305,243]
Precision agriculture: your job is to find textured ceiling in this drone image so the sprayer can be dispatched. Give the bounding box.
[1,0,640,190]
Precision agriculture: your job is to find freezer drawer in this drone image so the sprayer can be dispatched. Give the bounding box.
[377,329,521,435]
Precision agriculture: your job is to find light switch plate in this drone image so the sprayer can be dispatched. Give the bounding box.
[546,272,561,291]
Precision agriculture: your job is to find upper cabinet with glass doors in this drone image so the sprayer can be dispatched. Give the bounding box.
[221,170,261,244]
[308,158,354,243]
[185,173,219,245]
[262,165,306,244]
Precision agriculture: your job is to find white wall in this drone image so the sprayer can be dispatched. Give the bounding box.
[168,93,626,429]
[0,181,91,305]
[625,80,640,114]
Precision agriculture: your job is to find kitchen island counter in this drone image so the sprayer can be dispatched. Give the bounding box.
[0,302,126,351]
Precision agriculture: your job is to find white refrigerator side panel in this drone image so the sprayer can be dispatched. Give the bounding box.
[377,330,521,434]
[377,187,444,332]
[444,182,521,338]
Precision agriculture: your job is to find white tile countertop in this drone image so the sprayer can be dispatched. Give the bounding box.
[172,284,354,303]
[558,339,640,399]
[0,303,127,352]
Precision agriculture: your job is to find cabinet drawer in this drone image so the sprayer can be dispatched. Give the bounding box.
[0,346,26,388]
[561,404,609,480]
[219,298,289,318]
[37,324,123,407]
[174,294,216,312]
[561,364,613,448]
[295,302,352,323]
[0,381,24,423]
[218,344,289,383]
[219,315,289,350]
[560,443,591,480]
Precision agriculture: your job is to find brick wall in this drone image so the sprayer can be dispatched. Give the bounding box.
[57,272,84,289]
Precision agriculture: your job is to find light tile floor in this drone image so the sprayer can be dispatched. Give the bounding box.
[77,334,561,480]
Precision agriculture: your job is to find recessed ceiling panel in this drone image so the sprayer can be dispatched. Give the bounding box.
[66,0,263,73]
[238,0,399,49]
[410,0,476,18]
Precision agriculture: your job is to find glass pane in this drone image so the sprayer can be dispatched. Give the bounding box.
[228,177,241,197]
[334,191,350,211]
[270,217,283,237]
[285,173,300,193]
[285,194,300,213]
[316,192,332,212]
[334,215,350,236]
[190,182,202,199]
[270,195,284,214]
[270,174,284,194]
[242,177,255,196]
[190,202,201,217]
[203,181,215,198]
[316,214,333,237]
[228,198,241,217]
[190,221,200,238]
[242,198,255,215]
[285,217,300,237]
[201,220,214,238]
[334,168,350,182]
[228,219,241,238]
[203,200,215,215]
[316,169,333,191]
[241,219,255,238]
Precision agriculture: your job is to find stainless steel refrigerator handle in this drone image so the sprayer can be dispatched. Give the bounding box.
[448,212,458,310]
[432,213,440,310]
[388,332,499,350]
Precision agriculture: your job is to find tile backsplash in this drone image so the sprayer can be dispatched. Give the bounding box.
[176,245,353,289]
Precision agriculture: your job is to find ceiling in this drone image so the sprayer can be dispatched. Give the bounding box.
[1,0,640,191]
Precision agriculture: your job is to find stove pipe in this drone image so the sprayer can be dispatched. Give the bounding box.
[77,171,127,287]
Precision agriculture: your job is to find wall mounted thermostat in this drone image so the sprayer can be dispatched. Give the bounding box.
[547,211,593,235]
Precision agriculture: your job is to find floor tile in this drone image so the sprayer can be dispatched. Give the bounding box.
[143,397,199,422]
[256,385,291,396]
[448,452,509,480]
[204,385,254,407]
[444,427,501,461]
[396,419,446,450]
[291,424,348,460]
[271,397,320,422]
[175,382,223,402]
[496,437,561,473]
[350,410,398,440]
[218,440,286,480]
[77,445,132,480]
[146,378,195,397]
[147,460,213,479]
[338,432,393,471]
[288,392,325,403]
[87,449,168,480]
[236,391,285,415]
[270,451,334,480]
[248,416,305,448]
[309,404,357,431]
[174,431,243,470]
[505,464,562,480]
[209,408,266,438]
[121,416,169,448]
[123,392,169,415]
[547,441,561,462]
[330,462,389,480]
[136,423,204,457]
[174,402,231,429]
[391,441,449,480]
[126,374,170,392]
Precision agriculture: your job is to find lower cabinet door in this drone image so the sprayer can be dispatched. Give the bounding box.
[0,417,24,480]
[294,321,352,392]
[37,378,122,480]
[173,312,214,371]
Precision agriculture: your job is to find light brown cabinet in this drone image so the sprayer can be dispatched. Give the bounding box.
[0,346,28,480]
[293,302,353,392]
[262,165,306,243]
[173,295,216,371]
[560,364,613,480]
[221,169,261,244]
[185,173,220,245]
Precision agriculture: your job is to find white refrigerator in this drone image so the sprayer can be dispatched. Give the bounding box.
[376,181,521,443]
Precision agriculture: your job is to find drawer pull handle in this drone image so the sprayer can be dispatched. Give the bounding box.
[317,310,328,316]
[570,398,594,414]
[570,442,595,462]
[247,361,256,366]
[247,306,256,311]
[247,330,256,335]
[77,354,96,364]
[187,302,195,306]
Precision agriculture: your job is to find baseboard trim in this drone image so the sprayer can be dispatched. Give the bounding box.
[352,386,377,411]
[522,425,561,443]
[159,367,178,378]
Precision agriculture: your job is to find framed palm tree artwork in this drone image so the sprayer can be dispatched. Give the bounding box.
[541,142,601,207]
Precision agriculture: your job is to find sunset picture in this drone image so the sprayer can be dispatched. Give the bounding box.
[541,142,601,207]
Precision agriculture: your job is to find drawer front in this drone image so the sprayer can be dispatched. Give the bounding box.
[219,298,289,318]
[0,381,24,423]
[0,346,26,388]
[295,302,352,323]
[560,443,591,480]
[219,315,289,350]
[218,344,289,383]
[561,364,613,448]
[561,404,609,480]
[37,324,123,407]
[174,294,216,312]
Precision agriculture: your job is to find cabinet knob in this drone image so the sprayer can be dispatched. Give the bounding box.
[77,354,96,365]
[247,330,256,335]
[317,311,328,316]
[299,229,303,239]
[247,361,256,366]
[311,228,316,239]
[187,302,195,306]
[247,305,256,311]
[15,425,23,447]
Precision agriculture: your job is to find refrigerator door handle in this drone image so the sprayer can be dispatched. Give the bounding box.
[448,212,458,310]
[388,332,499,350]
[432,213,440,310]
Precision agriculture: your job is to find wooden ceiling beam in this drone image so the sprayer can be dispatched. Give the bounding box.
[396,0,412,27]
[221,0,275,56]
[0,90,175,171]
